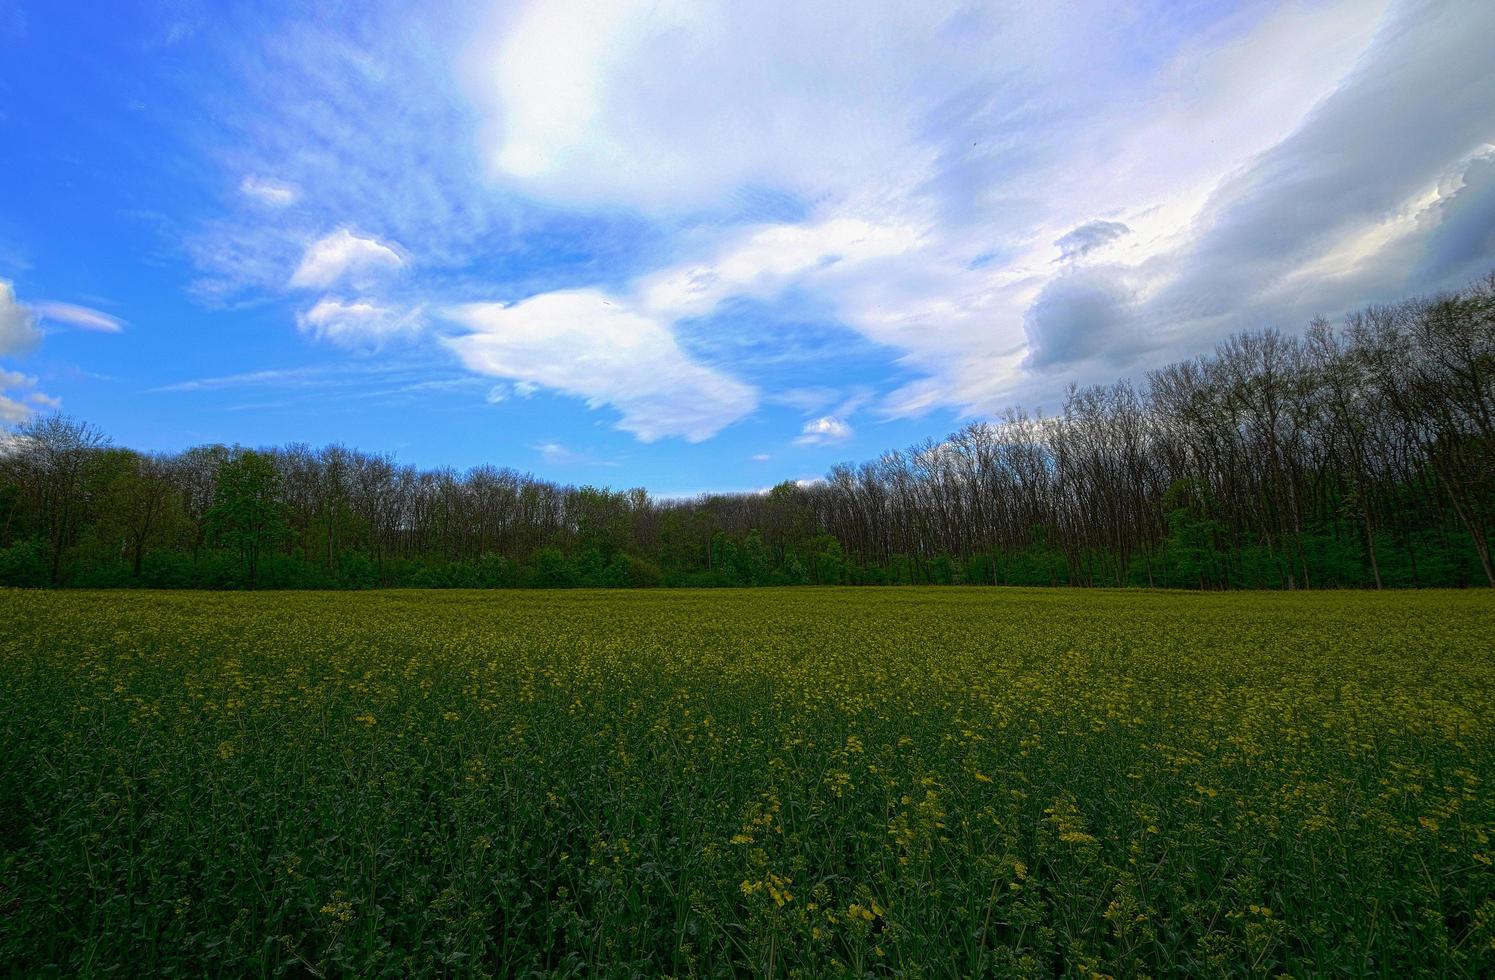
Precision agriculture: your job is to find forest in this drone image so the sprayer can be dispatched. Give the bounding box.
[1,277,1491,590]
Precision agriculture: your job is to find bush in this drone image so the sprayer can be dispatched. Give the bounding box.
[606,553,662,588]
[69,558,136,589]
[0,539,47,587]
[525,549,575,588]
[140,551,196,589]
[336,550,378,589]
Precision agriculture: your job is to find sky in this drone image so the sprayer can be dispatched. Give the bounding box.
[1,0,1492,495]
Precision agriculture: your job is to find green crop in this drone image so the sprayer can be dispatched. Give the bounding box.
[2,588,1492,976]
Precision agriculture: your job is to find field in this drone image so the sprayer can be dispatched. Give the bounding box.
[1,589,1492,977]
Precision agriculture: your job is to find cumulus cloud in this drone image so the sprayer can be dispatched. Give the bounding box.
[239,175,300,207]
[1054,221,1130,262]
[0,280,42,355]
[794,416,853,447]
[31,301,126,333]
[444,290,757,442]
[289,229,404,289]
[295,297,422,346]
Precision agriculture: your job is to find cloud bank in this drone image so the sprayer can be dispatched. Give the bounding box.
[175,0,1495,452]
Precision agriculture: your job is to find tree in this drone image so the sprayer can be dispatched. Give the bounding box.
[206,450,289,589]
[98,451,177,578]
[10,415,110,583]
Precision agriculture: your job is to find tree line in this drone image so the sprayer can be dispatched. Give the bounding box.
[2,276,1491,590]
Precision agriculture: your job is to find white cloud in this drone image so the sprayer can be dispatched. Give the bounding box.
[0,394,31,424]
[296,297,422,346]
[639,218,922,320]
[0,280,42,355]
[188,16,515,306]
[751,453,771,462]
[444,289,756,442]
[465,0,1452,421]
[794,416,853,447]
[0,368,53,423]
[474,1,993,211]
[289,229,405,289]
[534,442,573,463]
[485,379,539,404]
[531,441,620,467]
[178,0,1495,447]
[32,301,126,333]
[0,369,34,390]
[239,175,301,207]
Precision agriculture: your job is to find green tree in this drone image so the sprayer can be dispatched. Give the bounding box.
[206,450,288,589]
[738,531,773,585]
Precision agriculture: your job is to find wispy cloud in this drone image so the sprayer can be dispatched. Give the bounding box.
[239,175,300,207]
[485,380,538,404]
[32,301,126,333]
[149,359,460,395]
[531,441,620,467]
[149,366,331,393]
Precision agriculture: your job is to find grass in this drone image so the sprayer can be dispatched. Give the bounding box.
[1,587,1492,977]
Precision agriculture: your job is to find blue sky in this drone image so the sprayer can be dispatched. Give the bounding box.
[2,0,1492,495]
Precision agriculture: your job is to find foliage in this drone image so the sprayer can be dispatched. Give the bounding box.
[205,450,290,589]
[1,588,1491,976]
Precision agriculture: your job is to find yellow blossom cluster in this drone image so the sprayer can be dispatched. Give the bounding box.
[0,585,1491,975]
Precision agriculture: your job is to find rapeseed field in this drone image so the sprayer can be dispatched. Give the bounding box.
[1,588,1491,977]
